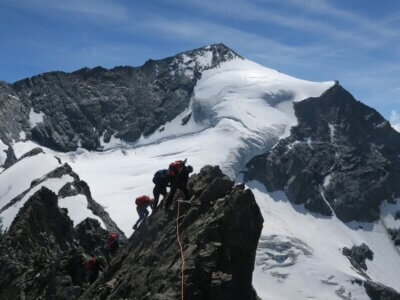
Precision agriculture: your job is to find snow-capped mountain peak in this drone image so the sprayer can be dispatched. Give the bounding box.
[1,44,399,299]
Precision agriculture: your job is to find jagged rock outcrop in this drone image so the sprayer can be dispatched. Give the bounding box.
[2,145,17,169]
[83,165,263,300]
[364,281,400,300]
[388,228,400,246]
[246,83,400,222]
[0,44,240,151]
[0,187,120,300]
[342,243,373,276]
[0,81,26,144]
[0,160,123,236]
[0,187,83,299]
[74,218,110,257]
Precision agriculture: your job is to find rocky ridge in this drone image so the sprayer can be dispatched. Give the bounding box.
[0,165,263,300]
[0,187,109,299]
[83,165,263,299]
[245,83,400,222]
[342,243,374,276]
[0,149,123,235]
[0,44,240,153]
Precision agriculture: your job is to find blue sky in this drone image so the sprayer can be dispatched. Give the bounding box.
[1,0,399,126]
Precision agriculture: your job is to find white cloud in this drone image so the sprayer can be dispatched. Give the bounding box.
[277,0,398,38]
[142,16,338,68]
[390,110,400,132]
[3,0,128,22]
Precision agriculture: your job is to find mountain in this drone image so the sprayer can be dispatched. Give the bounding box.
[245,83,400,222]
[1,43,400,299]
[0,44,238,151]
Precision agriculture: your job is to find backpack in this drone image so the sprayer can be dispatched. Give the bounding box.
[107,232,118,247]
[153,169,167,185]
[167,160,186,177]
[86,257,96,271]
[135,195,151,206]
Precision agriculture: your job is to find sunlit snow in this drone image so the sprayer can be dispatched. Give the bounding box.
[0,153,60,209]
[29,108,45,128]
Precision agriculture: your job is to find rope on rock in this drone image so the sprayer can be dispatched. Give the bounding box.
[176,199,185,300]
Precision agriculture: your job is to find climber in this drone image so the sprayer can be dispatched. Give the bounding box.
[133,195,154,230]
[152,169,170,208]
[165,161,193,209]
[106,232,119,257]
[86,255,106,284]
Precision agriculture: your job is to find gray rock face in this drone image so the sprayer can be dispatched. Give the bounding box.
[0,44,240,151]
[0,187,83,299]
[0,187,120,300]
[0,161,123,236]
[364,281,400,300]
[342,243,373,276]
[83,165,263,300]
[246,83,400,222]
[0,81,27,145]
[388,228,400,246]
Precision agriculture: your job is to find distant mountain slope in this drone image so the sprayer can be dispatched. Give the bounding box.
[0,44,239,151]
[245,83,400,223]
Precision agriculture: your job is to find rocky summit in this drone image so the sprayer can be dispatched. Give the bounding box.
[0,44,239,151]
[0,165,263,300]
[246,83,400,222]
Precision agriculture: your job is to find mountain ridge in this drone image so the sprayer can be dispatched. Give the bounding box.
[0,43,239,151]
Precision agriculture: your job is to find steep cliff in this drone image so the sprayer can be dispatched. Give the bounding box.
[246,83,400,222]
[0,165,263,300]
[83,165,263,300]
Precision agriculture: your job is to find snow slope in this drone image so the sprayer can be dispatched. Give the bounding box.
[0,174,73,230]
[250,182,400,300]
[0,149,105,231]
[53,57,334,235]
[0,152,61,210]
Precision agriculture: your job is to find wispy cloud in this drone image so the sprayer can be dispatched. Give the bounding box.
[390,110,400,132]
[2,0,128,22]
[275,0,398,38]
[142,16,338,68]
[168,0,389,48]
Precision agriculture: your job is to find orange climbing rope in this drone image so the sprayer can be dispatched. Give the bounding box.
[176,199,185,300]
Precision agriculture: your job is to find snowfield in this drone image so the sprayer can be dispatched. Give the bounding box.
[0,152,61,210]
[2,54,399,298]
[250,182,400,299]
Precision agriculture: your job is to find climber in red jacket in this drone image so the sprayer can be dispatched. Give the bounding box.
[106,232,119,257]
[86,256,106,283]
[133,195,154,230]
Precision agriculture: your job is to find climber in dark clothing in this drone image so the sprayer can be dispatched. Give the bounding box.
[164,165,193,209]
[133,195,154,230]
[152,169,170,208]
